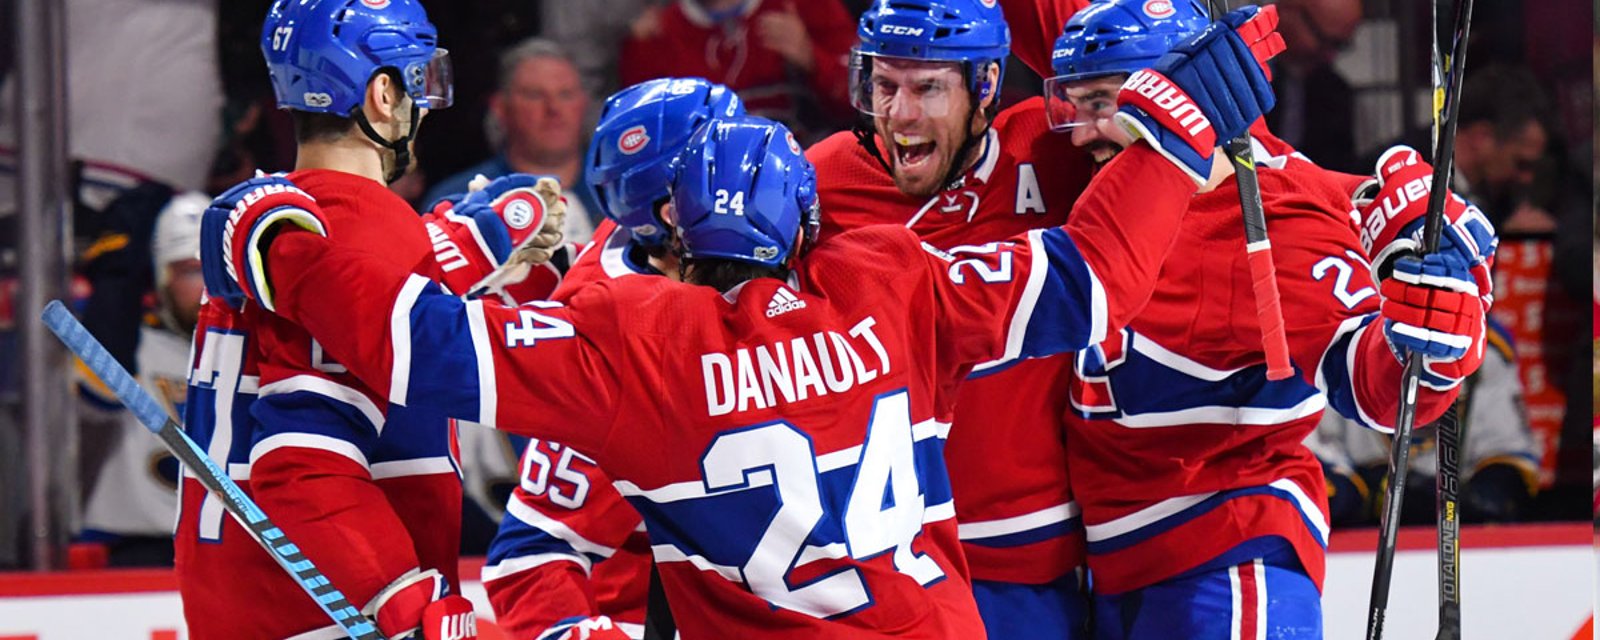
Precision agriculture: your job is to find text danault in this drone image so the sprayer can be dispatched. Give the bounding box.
[700,317,891,417]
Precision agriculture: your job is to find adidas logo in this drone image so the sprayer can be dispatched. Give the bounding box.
[766,287,807,317]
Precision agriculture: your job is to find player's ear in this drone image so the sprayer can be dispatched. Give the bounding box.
[363,72,399,124]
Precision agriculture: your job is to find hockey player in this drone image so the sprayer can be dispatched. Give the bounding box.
[482,77,743,640]
[174,0,544,636]
[78,192,209,566]
[805,1,1100,633]
[199,12,1281,636]
[1044,2,1496,636]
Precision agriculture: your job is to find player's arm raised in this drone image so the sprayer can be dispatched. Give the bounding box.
[200,174,623,456]
[926,8,1281,366]
[1288,147,1497,431]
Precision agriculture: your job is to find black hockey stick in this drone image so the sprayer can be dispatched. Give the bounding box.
[42,301,387,640]
[1210,0,1294,383]
[1366,1,1475,638]
[1429,2,1472,638]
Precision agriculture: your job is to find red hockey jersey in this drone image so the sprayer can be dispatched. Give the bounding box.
[177,170,462,638]
[1064,148,1459,595]
[260,145,1195,638]
[483,220,655,640]
[807,98,1093,585]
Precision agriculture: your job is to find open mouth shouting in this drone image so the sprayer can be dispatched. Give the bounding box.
[893,132,938,169]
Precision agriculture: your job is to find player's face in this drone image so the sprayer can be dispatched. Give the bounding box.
[1061,75,1129,170]
[866,58,977,197]
[164,259,204,330]
[497,57,589,163]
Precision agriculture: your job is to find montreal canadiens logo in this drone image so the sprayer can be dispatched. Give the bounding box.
[785,131,801,155]
[502,194,542,230]
[1143,0,1175,18]
[361,0,390,8]
[619,125,650,155]
[979,0,997,7]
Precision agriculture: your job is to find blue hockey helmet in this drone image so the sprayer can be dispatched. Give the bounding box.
[668,116,819,269]
[587,78,745,247]
[260,0,453,116]
[851,0,1011,117]
[1044,0,1210,130]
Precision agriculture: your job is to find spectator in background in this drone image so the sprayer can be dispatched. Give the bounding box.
[619,0,857,143]
[76,193,209,567]
[542,0,667,115]
[1267,0,1363,172]
[1307,319,1541,527]
[1451,65,1552,231]
[424,38,600,244]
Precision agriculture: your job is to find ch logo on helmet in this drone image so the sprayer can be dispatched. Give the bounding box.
[1143,0,1176,18]
[880,25,925,36]
[303,92,333,108]
[979,0,997,6]
[619,126,650,155]
[503,195,542,230]
[785,132,801,155]
[361,0,391,9]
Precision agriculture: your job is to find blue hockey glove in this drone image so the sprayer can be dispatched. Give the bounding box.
[199,174,328,311]
[1113,5,1284,183]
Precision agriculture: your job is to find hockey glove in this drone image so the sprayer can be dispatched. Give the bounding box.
[418,595,479,640]
[1352,144,1498,295]
[1113,5,1285,184]
[537,615,632,640]
[199,174,327,312]
[1379,246,1487,390]
[420,173,569,303]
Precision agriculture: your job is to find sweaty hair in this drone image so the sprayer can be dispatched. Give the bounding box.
[1457,64,1549,140]
[497,37,579,92]
[684,258,788,293]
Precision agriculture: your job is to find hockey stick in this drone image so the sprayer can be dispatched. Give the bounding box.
[1210,0,1294,382]
[41,300,387,640]
[1429,2,1476,637]
[1366,1,1475,638]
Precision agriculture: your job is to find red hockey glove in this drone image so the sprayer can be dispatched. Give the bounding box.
[199,174,328,312]
[419,595,479,640]
[538,616,632,640]
[1352,145,1498,303]
[420,173,568,303]
[1379,250,1487,390]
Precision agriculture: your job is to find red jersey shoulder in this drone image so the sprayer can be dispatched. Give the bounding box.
[555,220,624,300]
[289,169,433,264]
[1256,160,1360,235]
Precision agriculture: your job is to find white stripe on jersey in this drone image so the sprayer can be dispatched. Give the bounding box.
[1115,394,1326,429]
[249,432,371,471]
[465,300,499,428]
[483,551,593,582]
[1085,491,1215,542]
[1132,333,1246,381]
[506,494,618,559]
[1268,478,1329,544]
[390,275,429,405]
[371,456,457,480]
[650,543,743,583]
[258,374,386,434]
[957,501,1080,541]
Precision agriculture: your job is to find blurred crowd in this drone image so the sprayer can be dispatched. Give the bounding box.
[0,0,1590,569]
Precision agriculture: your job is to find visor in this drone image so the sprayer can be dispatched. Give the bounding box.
[849,50,962,120]
[1041,74,1120,132]
[407,48,454,109]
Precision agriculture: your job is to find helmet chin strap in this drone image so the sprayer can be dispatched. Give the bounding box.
[352,96,421,184]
